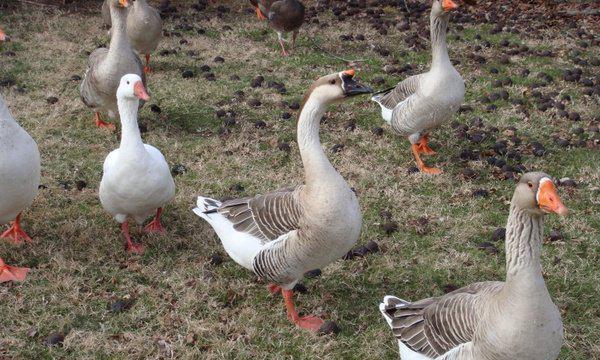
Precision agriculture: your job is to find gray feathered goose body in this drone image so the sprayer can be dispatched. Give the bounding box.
[194,70,372,332]
[380,172,567,360]
[81,0,145,130]
[250,0,305,55]
[126,0,163,73]
[372,0,464,174]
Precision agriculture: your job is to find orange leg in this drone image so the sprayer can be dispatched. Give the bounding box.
[1,213,32,244]
[279,39,289,56]
[411,144,442,174]
[255,6,267,20]
[144,208,166,234]
[143,54,152,74]
[268,283,281,294]
[282,289,324,332]
[0,258,29,283]
[94,112,116,130]
[121,221,144,254]
[416,134,436,155]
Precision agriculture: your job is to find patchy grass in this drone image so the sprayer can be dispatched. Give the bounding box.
[0,1,598,359]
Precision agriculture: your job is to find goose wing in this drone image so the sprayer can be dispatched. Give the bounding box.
[376,74,423,109]
[80,47,109,108]
[217,186,303,244]
[380,281,503,358]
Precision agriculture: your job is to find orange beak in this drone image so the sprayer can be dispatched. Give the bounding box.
[343,69,355,78]
[0,28,6,42]
[119,0,131,8]
[442,0,459,11]
[537,179,568,216]
[133,81,150,101]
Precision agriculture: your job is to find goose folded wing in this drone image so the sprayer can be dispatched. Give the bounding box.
[378,74,423,109]
[218,186,304,243]
[384,281,502,358]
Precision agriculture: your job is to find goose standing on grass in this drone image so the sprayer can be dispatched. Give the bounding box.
[250,0,305,56]
[0,27,37,282]
[380,172,567,360]
[194,70,372,331]
[371,0,465,174]
[81,0,146,130]
[126,0,163,73]
[99,74,174,254]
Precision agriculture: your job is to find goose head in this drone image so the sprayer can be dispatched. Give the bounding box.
[431,0,459,17]
[303,70,373,105]
[117,74,149,102]
[513,172,568,216]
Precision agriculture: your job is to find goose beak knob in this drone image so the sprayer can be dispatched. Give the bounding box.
[341,69,373,97]
[442,0,459,11]
[133,81,150,101]
[537,179,568,216]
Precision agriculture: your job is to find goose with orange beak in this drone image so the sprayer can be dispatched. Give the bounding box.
[99,74,174,254]
[0,26,39,282]
[81,0,145,131]
[194,70,372,332]
[381,172,567,359]
[371,0,465,174]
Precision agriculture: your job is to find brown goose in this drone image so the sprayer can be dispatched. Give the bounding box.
[194,70,372,332]
[371,0,465,174]
[250,0,305,56]
[81,0,146,130]
[380,172,567,360]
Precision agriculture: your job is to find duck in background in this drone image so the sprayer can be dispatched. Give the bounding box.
[250,0,305,56]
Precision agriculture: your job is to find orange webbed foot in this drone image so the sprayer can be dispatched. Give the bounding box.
[0,262,29,283]
[295,315,325,332]
[419,166,443,175]
[1,214,32,244]
[268,284,282,294]
[144,208,165,234]
[126,242,145,254]
[94,112,116,130]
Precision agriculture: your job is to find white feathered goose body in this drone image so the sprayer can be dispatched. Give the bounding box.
[81,0,145,130]
[380,172,567,360]
[372,0,465,174]
[99,74,174,253]
[194,70,372,331]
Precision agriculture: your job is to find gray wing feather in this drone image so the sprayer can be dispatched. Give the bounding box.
[80,48,109,109]
[218,186,303,243]
[378,74,423,109]
[381,281,503,357]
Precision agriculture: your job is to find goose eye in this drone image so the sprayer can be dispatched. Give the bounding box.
[126,81,130,85]
[527,182,533,188]
[329,79,336,85]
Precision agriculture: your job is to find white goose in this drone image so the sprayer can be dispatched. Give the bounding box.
[0,27,37,282]
[99,74,175,253]
[194,70,372,331]
[380,172,567,360]
[371,0,465,174]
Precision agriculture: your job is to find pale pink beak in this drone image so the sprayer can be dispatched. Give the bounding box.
[133,81,150,101]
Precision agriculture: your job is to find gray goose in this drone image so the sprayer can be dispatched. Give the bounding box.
[126,0,163,73]
[0,27,35,282]
[250,0,305,56]
[194,70,372,331]
[81,0,146,130]
[380,172,567,359]
[371,0,465,174]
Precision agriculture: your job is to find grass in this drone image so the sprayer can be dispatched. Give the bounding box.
[0,1,599,359]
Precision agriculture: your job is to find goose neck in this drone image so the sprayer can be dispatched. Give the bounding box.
[504,204,545,286]
[117,97,144,152]
[107,4,130,59]
[297,97,336,187]
[430,13,451,68]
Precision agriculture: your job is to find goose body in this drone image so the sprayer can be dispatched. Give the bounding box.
[371,0,464,174]
[380,173,567,360]
[99,74,174,253]
[81,0,145,129]
[194,70,372,331]
[126,0,163,73]
[250,0,305,55]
